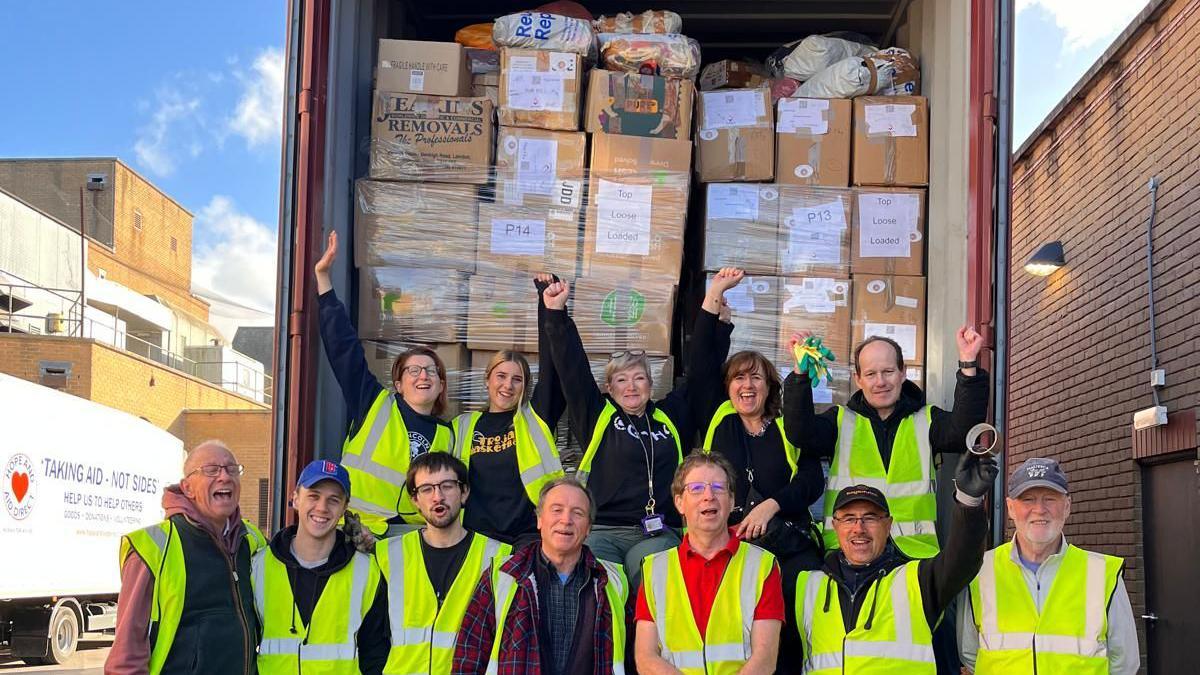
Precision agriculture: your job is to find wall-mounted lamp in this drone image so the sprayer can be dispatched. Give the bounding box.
[1024,241,1065,276]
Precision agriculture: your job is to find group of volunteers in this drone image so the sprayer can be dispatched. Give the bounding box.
[109,230,1139,674]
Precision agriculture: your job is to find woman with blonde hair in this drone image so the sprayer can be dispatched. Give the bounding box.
[451,274,566,545]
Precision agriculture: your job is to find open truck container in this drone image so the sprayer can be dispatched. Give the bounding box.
[273,0,1015,533]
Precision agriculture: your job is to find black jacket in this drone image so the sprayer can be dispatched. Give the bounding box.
[542,307,727,527]
[785,369,991,467]
[815,497,988,636]
[265,527,390,675]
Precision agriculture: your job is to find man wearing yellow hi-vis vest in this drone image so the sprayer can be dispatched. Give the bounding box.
[315,231,457,537]
[636,452,785,675]
[252,459,389,674]
[786,327,990,560]
[108,441,268,675]
[958,458,1139,674]
[794,451,996,675]
[376,452,511,674]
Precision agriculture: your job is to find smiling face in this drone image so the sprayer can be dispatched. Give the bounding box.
[487,360,526,413]
[674,464,733,535]
[293,481,347,541]
[853,340,906,412]
[728,364,768,418]
[1008,487,1070,547]
[832,501,892,565]
[395,354,444,411]
[181,442,242,529]
[609,365,651,416]
[537,483,592,559]
[411,466,467,529]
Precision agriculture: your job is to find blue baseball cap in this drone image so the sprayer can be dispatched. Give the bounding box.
[297,460,351,497]
[1008,457,1068,498]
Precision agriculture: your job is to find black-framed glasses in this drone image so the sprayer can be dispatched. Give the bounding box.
[611,349,647,360]
[401,365,440,379]
[832,514,886,527]
[188,464,244,478]
[683,481,729,496]
[413,480,462,497]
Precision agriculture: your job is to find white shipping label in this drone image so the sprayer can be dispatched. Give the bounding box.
[508,55,538,71]
[778,98,830,134]
[782,278,842,314]
[786,201,847,267]
[409,69,425,92]
[863,323,918,358]
[501,179,524,206]
[895,296,920,309]
[706,184,760,221]
[516,138,558,196]
[507,71,565,111]
[724,284,756,314]
[864,103,918,137]
[553,180,583,211]
[858,193,920,258]
[491,219,546,256]
[595,180,653,256]
[702,90,762,130]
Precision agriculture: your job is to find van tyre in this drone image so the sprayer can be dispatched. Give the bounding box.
[25,605,79,665]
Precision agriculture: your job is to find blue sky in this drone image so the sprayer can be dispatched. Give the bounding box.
[0,1,1148,338]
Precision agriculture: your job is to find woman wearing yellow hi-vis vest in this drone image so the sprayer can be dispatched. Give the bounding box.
[540,269,743,589]
[452,274,566,546]
[786,326,990,560]
[793,452,997,675]
[315,231,456,537]
[252,460,388,674]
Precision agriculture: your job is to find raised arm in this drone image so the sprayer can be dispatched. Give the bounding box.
[930,325,990,455]
[540,280,606,448]
[530,273,566,427]
[315,231,384,432]
[662,268,744,426]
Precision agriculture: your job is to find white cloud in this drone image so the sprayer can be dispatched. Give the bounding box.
[1017,0,1148,52]
[228,48,284,148]
[191,196,278,341]
[133,88,202,177]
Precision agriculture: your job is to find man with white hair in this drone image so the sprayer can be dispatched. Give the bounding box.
[958,458,1139,674]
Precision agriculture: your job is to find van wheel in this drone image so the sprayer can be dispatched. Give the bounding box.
[24,605,79,665]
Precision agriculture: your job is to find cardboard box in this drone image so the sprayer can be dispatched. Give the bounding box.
[572,276,677,356]
[852,96,929,187]
[711,273,781,357]
[475,201,580,276]
[353,180,478,272]
[363,340,471,417]
[357,267,468,344]
[776,98,852,187]
[499,48,583,131]
[696,88,775,182]
[797,363,852,411]
[587,352,674,400]
[369,92,494,184]
[851,275,926,366]
[466,274,542,353]
[494,127,587,211]
[583,133,692,282]
[584,70,695,140]
[776,277,853,367]
[471,73,499,107]
[376,40,471,96]
[850,188,925,276]
[778,186,852,277]
[699,60,768,91]
[703,184,781,275]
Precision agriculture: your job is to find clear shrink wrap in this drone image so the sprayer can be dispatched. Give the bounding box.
[353,180,479,272]
[498,48,583,131]
[594,11,683,35]
[702,184,781,276]
[597,33,702,79]
[368,92,494,184]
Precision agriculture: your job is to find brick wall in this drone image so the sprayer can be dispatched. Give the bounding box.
[1009,0,1200,666]
[182,410,273,531]
[0,158,117,246]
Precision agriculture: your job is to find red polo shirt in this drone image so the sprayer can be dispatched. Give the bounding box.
[635,530,784,635]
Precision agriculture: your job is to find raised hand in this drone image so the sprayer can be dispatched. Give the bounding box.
[954,452,999,499]
[314,231,338,294]
[957,325,984,362]
[708,267,745,296]
[542,279,570,311]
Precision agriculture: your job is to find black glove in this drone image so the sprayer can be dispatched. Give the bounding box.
[954,452,999,499]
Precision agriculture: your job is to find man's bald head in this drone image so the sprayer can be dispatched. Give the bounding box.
[185,440,237,475]
[181,440,242,530]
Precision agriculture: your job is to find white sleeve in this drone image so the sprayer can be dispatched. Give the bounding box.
[1106,576,1141,675]
[956,589,980,671]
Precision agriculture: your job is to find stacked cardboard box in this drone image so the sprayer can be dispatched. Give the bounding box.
[695,87,775,182]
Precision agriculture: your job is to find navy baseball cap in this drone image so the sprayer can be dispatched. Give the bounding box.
[298,460,351,497]
[833,484,890,514]
[1008,458,1068,498]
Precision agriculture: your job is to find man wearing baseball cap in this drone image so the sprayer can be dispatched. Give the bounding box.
[959,458,1139,674]
[794,452,998,672]
[251,459,389,674]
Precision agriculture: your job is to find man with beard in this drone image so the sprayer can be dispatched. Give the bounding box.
[958,458,1139,674]
[375,452,511,674]
[252,460,388,674]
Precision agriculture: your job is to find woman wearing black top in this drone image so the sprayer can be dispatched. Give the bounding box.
[451,274,567,547]
[540,269,743,589]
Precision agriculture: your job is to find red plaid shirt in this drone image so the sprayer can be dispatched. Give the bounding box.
[453,542,628,675]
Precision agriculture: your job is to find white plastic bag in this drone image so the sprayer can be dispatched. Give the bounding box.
[795,48,919,98]
[493,11,596,56]
[782,35,875,81]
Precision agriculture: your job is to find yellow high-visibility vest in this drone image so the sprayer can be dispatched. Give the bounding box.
[452,405,564,505]
[701,400,799,477]
[575,401,682,487]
